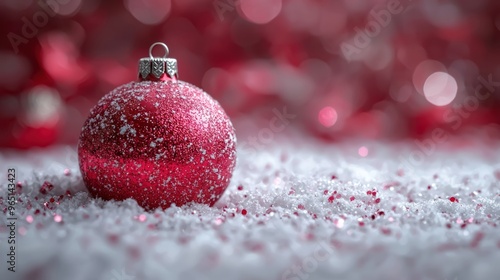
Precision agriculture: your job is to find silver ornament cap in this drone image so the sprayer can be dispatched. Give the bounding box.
[138,42,178,80]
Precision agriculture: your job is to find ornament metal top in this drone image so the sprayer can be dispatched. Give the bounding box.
[138,42,179,81]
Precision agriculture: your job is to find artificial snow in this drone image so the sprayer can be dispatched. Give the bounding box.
[1,140,500,280]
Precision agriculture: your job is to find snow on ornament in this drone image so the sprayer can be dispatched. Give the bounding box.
[78,43,237,210]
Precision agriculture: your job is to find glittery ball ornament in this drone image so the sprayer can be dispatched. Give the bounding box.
[78,43,237,210]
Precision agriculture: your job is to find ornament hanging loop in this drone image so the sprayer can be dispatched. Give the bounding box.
[149,42,169,59]
[139,42,178,81]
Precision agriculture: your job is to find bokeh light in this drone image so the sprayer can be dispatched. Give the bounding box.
[423,72,458,106]
[318,106,338,128]
[125,0,171,25]
[240,0,282,24]
[412,60,447,95]
[358,146,369,157]
[56,0,83,16]
[1,0,500,148]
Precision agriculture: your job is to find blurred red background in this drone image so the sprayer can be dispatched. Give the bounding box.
[1,0,500,149]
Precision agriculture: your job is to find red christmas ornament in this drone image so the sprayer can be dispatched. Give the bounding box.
[78,43,237,210]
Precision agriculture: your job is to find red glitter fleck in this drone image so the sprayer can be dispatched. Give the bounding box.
[494,170,500,180]
[427,185,431,190]
[128,246,141,260]
[237,185,243,191]
[371,214,376,220]
[446,223,452,229]
[328,196,335,203]
[371,191,377,197]
[461,224,467,229]
[219,234,228,242]
[298,204,305,210]
[331,175,337,180]
[374,198,381,204]
[214,217,224,225]
[367,190,372,195]
[245,241,265,252]
[350,196,355,201]
[147,224,158,230]
[241,209,247,215]
[470,232,484,248]
[383,182,400,190]
[16,183,22,194]
[107,234,120,244]
[323,190,329,195]
[39,181,54,195]
[49,198,55,203]
[305,233,315,241]
[34,209,40,215]
[449,197,458,203]
[380,228,391,235]
[378,211,385,216]
[330,240,343,249]
[359,221,365,226]
[280,153,288,162]
[54,214,62,223]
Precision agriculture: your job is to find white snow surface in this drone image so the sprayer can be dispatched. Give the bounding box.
[1,140,500,280]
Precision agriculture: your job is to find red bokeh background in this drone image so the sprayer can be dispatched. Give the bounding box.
[1,0,500,149]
